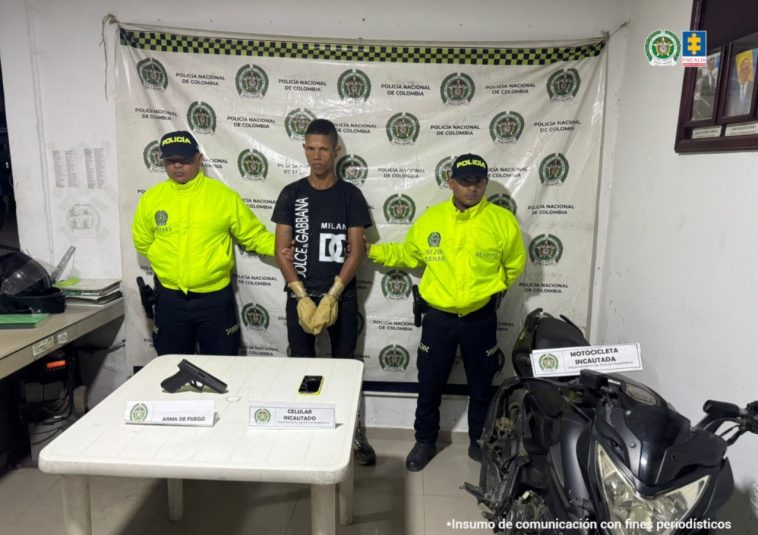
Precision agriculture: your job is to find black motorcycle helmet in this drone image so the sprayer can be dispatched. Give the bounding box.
[0,251,66,313]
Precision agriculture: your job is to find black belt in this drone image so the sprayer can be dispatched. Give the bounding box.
[427,296,498,320]
[155,279,229,300]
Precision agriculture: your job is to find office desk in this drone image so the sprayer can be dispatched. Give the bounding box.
[39,354,363,535]
[0,299,125,379]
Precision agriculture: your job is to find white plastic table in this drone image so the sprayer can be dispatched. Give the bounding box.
[39,354,363,535]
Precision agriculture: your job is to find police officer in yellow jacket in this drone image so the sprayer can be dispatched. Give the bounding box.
[132,131,274,356]
[367,153,526,471]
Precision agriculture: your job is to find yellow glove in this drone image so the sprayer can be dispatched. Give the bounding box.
[288,281,319,335]
[312,276,345,330]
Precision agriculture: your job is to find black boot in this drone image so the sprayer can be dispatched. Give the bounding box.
[405,442,436,472]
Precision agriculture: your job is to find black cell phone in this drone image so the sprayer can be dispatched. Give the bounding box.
[298,375,323,395]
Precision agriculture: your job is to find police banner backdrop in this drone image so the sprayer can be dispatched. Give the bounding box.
[114,22,606,387]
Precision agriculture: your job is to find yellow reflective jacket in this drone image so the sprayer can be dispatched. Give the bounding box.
[132,171,274,293]
[369,197,526,316]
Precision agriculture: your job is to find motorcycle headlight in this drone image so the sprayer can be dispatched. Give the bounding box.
[596,443,709,534]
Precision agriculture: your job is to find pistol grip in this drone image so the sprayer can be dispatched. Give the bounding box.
[160,371,187,393]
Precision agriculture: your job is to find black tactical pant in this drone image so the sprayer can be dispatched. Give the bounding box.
[414,299,499,445]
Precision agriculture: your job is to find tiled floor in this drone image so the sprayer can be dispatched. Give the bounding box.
[0,434,495,535]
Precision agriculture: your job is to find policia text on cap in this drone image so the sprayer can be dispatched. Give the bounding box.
[366,153,526,472]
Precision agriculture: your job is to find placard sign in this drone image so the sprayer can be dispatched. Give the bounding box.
[530,343,642,377]
[248,401,336,429]
[124,400,215,426]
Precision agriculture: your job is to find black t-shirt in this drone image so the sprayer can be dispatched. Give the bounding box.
[272,178,372,294]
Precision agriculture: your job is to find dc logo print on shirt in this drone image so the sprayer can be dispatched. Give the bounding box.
[319,233,346,262]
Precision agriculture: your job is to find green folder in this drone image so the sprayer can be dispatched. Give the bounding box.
[0,314,49,329]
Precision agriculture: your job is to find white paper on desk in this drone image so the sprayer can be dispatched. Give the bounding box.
[124,400,214,426]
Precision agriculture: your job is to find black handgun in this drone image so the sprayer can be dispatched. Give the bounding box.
[161,359,228,394]
[412,284,427,327]
[136,276,156,319]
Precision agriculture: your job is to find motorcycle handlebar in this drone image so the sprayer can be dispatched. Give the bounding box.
[697,399,758,436]
[702,400,741,419]
[744,401,758,433]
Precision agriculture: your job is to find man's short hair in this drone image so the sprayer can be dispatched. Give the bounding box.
[305,119,339,147]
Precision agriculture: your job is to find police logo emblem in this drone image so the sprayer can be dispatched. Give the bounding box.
[383,194,416,224]
[67,204,100,233]
[241,303,270,330]
[440,73,475,105]
[434,156,455,188]
[547,68,581,101]
[142,140,163,172]
[529,234,564,265]
[386,112,420,145]
[336,154,368,186]
[427,232,441,247]
[381,270,412,300]
[237,149,268,181]
[285,108,317,141]
[489,111,525,144]
[154,210,168,226]
[254,408,272,424]
[338,69,371,101]
[129,403,149,422]
[378,345,410,372]
[487,193,517,214]
[539,153,570,185]
[644,30,681,66]
[235,64,269,98]
[136,58,168,90]
[187,101,217,134]
[539,353,560,371]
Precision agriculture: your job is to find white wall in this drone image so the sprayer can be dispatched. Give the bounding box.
[593,0,758,496]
